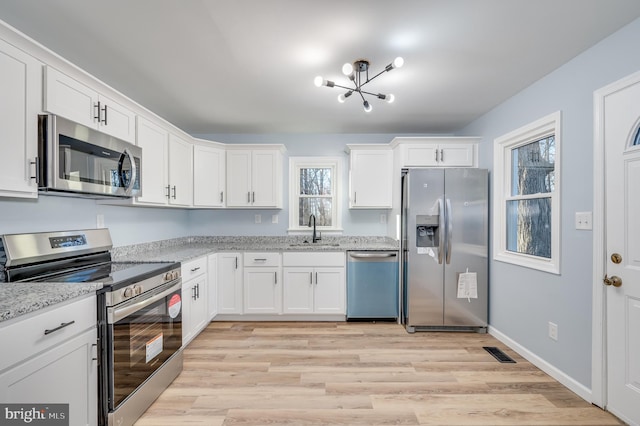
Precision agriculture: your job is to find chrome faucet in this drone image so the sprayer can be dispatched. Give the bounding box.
[308,214,321,243]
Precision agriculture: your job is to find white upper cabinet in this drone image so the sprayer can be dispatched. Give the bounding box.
[226,146,284,208]
[392,137,479,168]
[193,141,226,208]
[347,146,393,209]
[168,133,193,206]
[135,116,169,205]
[0,39,41,199]
[44,66,136,143]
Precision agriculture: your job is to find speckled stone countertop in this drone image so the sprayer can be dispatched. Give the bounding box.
[111,235,399,263]
[0,282,102,324]
[1,235,397,323]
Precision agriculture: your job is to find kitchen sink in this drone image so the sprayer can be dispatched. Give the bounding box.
[288,243,341,248]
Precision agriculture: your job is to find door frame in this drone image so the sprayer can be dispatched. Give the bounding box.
[591,69,640,409]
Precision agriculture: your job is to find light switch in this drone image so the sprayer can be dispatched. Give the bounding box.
[575,211,592,230]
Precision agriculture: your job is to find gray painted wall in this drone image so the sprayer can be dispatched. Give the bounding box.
[459,17,640,388]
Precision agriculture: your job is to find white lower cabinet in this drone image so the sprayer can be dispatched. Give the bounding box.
[243,253,281,314]
[283,252,346,315]
[207,253,218,320]
[0,295,97,426]
[217,253,243,314]
[181,257,208,346]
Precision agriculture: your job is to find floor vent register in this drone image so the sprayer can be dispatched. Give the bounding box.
[483,346,516,363]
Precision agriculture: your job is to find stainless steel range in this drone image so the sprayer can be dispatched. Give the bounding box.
[0,229,183,426]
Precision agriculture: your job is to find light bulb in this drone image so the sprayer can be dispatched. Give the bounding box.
[393,57,404,68]
[314,76,324,87]
[338,94,346,103]
[363,101,372,112]
[386,94,395,103]
[342,62,353,76]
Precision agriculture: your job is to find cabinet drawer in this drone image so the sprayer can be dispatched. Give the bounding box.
[244,252,281,267]
[181,256,207,280]
[0,295,96,372]
[283,252,345,267]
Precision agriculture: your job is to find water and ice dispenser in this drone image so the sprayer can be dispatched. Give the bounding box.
[416,215,439,247]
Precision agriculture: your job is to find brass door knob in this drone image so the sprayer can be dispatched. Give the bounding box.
[603,275,622,287]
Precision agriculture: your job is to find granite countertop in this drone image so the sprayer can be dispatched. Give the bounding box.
[111,235,400,263]
[0,282,102,324]
[1,235,398,323]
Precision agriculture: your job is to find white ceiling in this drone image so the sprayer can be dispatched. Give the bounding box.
[1,0,640,135]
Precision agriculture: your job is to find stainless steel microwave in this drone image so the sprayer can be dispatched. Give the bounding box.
[37,114,142,198]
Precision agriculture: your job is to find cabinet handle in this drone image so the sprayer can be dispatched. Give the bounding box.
[252,192,255,203]
[310,272,313,285]
[30,157,40,184]
[91,343,98,361]
[440,149,444,162]
[44,320,75,335]
[196,283,200,299]
[434,149,438,162]
[172,186,177,199]
[220,191,224,203]
[247,192,251,203]
[235,257,238,270]
[166,185,171,199]
[274,272,277,284]
[191,267,201,272]
[253,258,267,262]
[101,104,108,125]
[315,272,318,285]
[192,285,196,300]
[94,101,101,122]
[354,192,357,204]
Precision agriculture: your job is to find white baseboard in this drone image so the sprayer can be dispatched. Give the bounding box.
[488,326,592,403]
[213,314,346,322]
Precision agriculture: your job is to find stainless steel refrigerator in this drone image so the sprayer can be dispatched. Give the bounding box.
[401,168,488,332]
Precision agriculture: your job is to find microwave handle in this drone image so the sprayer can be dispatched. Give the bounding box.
[121,148,137,195]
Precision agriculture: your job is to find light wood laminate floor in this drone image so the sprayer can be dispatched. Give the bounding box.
[136,322,622,426]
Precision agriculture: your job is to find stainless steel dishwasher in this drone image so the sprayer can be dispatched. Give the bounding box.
[347,251,399,320]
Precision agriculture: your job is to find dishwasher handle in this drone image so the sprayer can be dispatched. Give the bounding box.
[348,252,398,260]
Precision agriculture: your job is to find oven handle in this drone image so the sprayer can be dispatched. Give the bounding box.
[108,280,182,324]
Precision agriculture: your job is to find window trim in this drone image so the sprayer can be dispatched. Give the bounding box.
[288,156,343,234]
[493,111,561,274]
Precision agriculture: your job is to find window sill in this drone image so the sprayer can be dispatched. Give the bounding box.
[287,228,344,236]
[494,251,560,275]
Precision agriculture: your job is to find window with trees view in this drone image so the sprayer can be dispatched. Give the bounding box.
[289,157,342,232]
[494,112,561,274]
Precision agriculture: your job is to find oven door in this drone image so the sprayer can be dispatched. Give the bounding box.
[106,279,182,410]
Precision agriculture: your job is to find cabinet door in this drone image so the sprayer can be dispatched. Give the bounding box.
[226,150,252,207]
[0,328,97,426]
[440,144,474,167]
[44,66,97,129]
[251,150,279,207]
[283,268,314,314]
[183,276,208,345]
[404,144,439,167]
[207,254,218,320]
[244,268,281,314]
[350,150,393,208]
[193,144,226,207]
[168,134,193,206]
[217,253,243,314]
[136,116,169,205]
[314,267,346,314]
[0,39,40,198]
[98,93,136,143]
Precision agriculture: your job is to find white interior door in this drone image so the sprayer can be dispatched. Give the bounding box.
[604,73,640,425]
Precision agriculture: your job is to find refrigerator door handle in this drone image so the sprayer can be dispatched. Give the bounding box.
[445,198,453,264]
[438,198,445,264]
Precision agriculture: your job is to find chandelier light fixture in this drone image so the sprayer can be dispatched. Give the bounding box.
[314,57,404,112]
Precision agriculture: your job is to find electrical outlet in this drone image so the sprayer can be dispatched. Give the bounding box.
[96,214,105,228]
[380,214,387,224]
[254,214,261,224]
[548,322,558,341]
[272,214,279,224]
